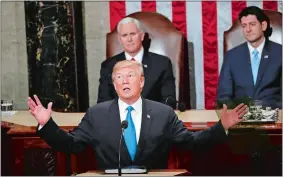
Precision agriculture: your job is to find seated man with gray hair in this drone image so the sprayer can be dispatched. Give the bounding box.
[97,17,176,108]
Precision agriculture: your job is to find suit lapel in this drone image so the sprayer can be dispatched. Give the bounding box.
[112,52,126,64]
[108,99,132,162]
[141,52,152,96]
[118,52,127,62]
[255,41,271,87]
[134,98,152,161]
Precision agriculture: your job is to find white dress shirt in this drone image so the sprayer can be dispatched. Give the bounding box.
[247,38,265,62]
[124,47,144,63]
[118,97,142,143]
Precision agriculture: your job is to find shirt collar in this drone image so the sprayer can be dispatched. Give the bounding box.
[118,97,143,114]
[247,38,265,56]
[124,47,144,63]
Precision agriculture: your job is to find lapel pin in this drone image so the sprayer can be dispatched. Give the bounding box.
[144,64,148,68]
[147,114,150,118]
[264,55,268,59]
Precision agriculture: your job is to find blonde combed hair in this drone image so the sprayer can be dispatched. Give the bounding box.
[112,60,144,81]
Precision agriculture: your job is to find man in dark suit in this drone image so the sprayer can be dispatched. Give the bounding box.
[217,6,282,109]
[97,17,176,108]
[28,60,247,170]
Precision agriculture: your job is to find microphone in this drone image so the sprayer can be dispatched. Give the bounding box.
[178,102,186,112]
[164,96,186,112]
[118,120,128,176]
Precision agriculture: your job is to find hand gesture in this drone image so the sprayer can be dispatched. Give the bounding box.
[221,103,248,130]
[27,95,53,126]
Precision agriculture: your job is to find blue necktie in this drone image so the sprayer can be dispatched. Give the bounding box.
[251,49,260,85]
[124,106,137,161]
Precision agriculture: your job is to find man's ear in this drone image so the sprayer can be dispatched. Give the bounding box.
[140,76,145,89]
[261,21,267,31]
[113,80,117,91]
[140,32,145,41]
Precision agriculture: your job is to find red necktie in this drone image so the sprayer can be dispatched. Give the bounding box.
[131,58,135,61]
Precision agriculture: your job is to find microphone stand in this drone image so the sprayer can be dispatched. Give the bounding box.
[118,131,123,176]
[118,121,128,176]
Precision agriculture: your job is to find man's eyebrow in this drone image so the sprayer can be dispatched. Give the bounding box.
[115,72,123,75]
[115,71,135,75]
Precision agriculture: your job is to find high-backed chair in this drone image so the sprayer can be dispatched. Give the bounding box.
[224,10,282,53]
[106,12,190,108]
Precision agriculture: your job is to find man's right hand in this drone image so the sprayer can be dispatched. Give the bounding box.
[27,95,53,126]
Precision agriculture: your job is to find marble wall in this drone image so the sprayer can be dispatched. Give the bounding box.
[25,1,78,112]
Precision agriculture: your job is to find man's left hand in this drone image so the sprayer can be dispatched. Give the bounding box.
[221,103,248,130]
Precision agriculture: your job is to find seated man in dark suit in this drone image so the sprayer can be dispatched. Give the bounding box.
[97,17,176,108]
[27,60,247,170]
[217,6,282,109]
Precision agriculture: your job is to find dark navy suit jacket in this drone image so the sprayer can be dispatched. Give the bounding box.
[217,40,282,108]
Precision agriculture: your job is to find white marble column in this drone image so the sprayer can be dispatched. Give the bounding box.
[83,2,110,107]
[1,2,29,110]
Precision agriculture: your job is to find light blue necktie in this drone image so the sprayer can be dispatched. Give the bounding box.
[124,106,137,161]
[251,49,260,85]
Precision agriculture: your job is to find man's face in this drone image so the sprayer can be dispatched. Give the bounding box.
[118,22,145,55]
[113,66,144,102]
[240,15,267,43]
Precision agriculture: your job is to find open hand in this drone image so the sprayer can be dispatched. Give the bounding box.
[221,103,248,130]
[27,95,53,126]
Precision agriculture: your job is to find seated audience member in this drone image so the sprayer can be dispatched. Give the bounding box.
[217,6,282,109]
[28,60,247,170]
[97,17,176,108]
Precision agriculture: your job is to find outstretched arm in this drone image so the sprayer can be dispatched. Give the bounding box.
[28,95,93,153]
[170,103,247,151]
